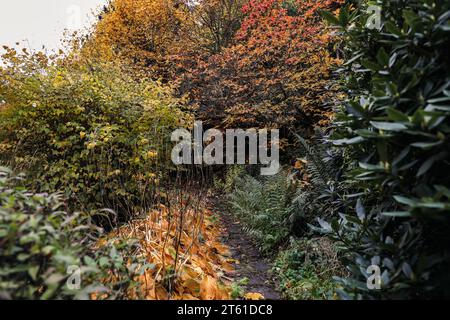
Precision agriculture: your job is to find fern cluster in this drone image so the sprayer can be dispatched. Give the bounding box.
[227,169,295,253]
[291,132,346,225]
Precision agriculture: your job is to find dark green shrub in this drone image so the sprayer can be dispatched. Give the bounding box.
[320,0,450,298]
[0,166,143,299]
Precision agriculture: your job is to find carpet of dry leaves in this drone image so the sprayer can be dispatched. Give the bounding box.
[111,196,239,300]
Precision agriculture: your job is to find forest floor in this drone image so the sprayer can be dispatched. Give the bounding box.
[206,195,281,300]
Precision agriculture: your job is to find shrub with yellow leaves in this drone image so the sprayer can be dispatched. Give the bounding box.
[0,48,191,224]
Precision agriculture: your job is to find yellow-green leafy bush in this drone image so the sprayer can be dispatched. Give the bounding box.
[0,48,190,222]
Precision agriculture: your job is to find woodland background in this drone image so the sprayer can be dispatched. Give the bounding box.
[1,0,450,300]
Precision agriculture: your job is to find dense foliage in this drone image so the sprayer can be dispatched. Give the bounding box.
[320,0,450,298]
[88,0,245,80]
[227,168,295,252]
[0,48,190,222]
[184,0,344,130]
[2,0,449,301]
[273,238,344,300]
[0,167,142,299]
[87,0,343,132]
[219,120,351,296]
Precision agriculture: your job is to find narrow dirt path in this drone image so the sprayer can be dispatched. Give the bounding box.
[207,194,281,300]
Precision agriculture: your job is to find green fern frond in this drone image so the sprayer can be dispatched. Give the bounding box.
[293,132,334,188]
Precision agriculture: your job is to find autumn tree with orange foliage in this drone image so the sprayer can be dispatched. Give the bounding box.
[183,0,343,132]
[87,0,343,134]
[84,0,196,80]
[86,0,245,81]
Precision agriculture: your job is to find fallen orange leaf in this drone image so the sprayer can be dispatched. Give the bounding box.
[200,275,218,300]
[244,292,265,300]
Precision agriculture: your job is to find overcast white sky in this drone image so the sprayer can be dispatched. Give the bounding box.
[0,0,107,51]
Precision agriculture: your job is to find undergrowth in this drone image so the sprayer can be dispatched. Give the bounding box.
[272,238,345,300]
[222,162,346,300]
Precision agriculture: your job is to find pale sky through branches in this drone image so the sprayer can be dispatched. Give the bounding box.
[0,0,107,51]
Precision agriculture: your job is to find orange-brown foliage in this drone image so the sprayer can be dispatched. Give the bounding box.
[111,197,235,300]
